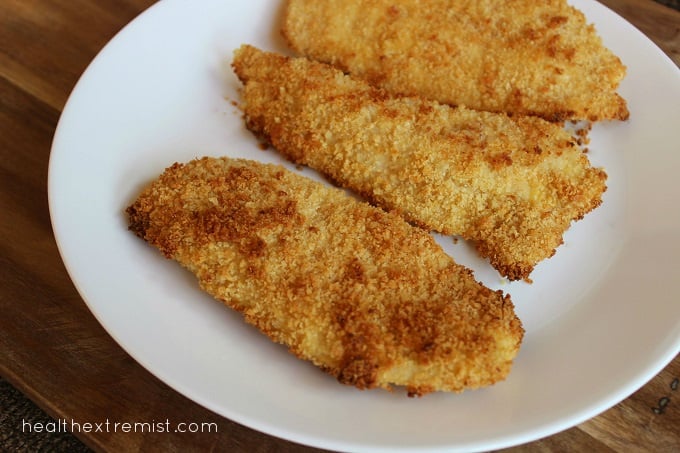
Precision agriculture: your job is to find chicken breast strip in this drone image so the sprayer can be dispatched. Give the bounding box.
[127,157,523,396]
[232,45,607,281]
[281,0,628,122]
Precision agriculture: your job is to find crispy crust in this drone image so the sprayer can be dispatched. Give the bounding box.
[281,0,628,122]
[127,157,524,395]
[232,45,607,280]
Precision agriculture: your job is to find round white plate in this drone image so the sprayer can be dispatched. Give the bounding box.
[49,1,680,451]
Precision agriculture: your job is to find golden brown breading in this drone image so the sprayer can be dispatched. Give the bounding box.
[232,45,607,281]
[281,0,628,122]
[126,157,523,395]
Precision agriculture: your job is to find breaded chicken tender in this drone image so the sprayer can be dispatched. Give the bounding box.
[126,157,523,395]
[232,45,607,281]
[282,0,628,122]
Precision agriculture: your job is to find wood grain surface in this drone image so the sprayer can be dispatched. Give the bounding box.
[1,1,679,452]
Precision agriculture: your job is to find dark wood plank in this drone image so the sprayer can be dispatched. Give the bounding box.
[0,0,158,110]
[599,0,680,65]
[578,357,680,451]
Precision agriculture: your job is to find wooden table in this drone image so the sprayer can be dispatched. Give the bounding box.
[1,1,678,451]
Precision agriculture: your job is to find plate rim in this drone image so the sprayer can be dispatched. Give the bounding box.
[48,1,680,451]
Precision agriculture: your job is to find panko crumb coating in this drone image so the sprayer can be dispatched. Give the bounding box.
[282,0,628,122]
[127,157,523,396]
[232,45,607,281]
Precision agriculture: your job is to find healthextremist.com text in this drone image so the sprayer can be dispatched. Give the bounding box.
[22,418,218,434]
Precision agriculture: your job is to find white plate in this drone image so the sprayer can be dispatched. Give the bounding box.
[49,1,680,451]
